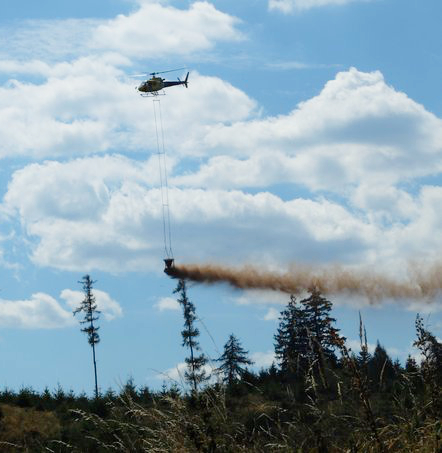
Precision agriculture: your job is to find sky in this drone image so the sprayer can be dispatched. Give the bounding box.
[0,0,441,394]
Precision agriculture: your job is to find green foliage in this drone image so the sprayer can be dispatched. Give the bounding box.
[1,285,441,451]
[300,288,339,364]
[274,295,310,376]
[73,274,100,347]
[73,274,100,399]
[216,334,253,385]
[174,279,209,392]
[367,341,396,392]
[274,290,339,384]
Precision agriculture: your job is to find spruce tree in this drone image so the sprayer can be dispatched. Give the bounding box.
[73,275,100,399]
[368,342,395,391]
[174,279,208,392]
[405,355,419,373]
[274,295,310,375]
[216,334,253,385]
[300,287,339,364]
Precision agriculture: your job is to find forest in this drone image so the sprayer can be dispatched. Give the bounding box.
[0,277,440,452]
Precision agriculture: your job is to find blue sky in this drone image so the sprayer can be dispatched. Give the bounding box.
[0,0,441,394]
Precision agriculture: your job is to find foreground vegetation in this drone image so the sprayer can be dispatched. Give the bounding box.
[1,282,441,452]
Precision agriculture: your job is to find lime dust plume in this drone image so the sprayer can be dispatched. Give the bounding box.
[165,262,442,302]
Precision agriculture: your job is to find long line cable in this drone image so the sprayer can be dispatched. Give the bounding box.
[152,98,173,259]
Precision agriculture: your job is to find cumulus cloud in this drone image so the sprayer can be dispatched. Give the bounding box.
[263,307,280,321]
[0,288,122,328]
[269,0,371,13]
[154,296,180,311]
[251,350,275,368]
[0,293,74,329]
[0,2,250,161]
[0,2,241,61]
[3,156,378,272]
[234,290,289,306]
[159,362,215,385]
[178,68,442,192]
[61,289,123,321]
[1,68,442,282]
[0,65,256,159]
[92,1,243,58]
[0,60,53,76]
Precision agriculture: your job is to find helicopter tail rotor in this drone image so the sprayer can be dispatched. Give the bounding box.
[177,72,189,88]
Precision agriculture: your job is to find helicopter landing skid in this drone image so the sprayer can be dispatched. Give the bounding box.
[140,90,166,97]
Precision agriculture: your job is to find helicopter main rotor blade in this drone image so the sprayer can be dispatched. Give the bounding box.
[150,67,186,76]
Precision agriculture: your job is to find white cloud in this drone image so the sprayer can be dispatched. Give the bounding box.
[158,362,215,385]
[0,64,256,159]
[263,307,280,321]
[1,68,442,288]
[346,338,376,355]
[0,18,99,61]
[0,287,122,329]
[92,1,243,58]
[405,299,442,315]
[251,350,275,368]
[0,293,74,329]
[234,290,289,306]
[0,60,52,76]
[3,158,377,272]
[0,2,241,61]
[177,68,442,192]
[154,296,180,311]
[269,0,371,13]
[0,232,19,270]
[2,154,160,220]
[159,361,188,383]
[267,60,341,70]
[162,353,274,383]
[61,288,123,321]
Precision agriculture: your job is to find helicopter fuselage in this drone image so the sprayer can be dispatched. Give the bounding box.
[138,72,189,95]
[138,76,164,93]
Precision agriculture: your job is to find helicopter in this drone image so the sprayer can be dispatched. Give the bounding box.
[136,68,189,96]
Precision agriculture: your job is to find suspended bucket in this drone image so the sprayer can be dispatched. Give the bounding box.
[164,258,175,275]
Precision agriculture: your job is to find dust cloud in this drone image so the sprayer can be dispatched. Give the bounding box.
[166,262,442,303]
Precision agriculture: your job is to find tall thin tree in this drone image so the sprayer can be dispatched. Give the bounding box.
[73,275,100,399]
[174,279,208,392]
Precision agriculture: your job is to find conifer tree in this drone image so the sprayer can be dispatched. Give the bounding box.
[274,295,310,375]
[216,334,253,385]
[405,354,419,373]
[357,312,371,369]
[174,279,208,392]
[73,274,100,399]
[368,341,395,391]
[300,287,339,363]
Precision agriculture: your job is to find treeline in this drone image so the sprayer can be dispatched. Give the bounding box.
[0,278,440,452]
